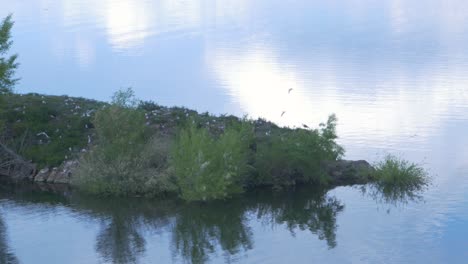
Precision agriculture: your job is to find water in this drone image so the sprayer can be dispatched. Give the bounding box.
[1,0,468,263]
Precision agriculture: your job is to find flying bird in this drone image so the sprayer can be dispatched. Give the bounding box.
[302,124,309,129]
[281,111,286,117]
[288,88,293,94]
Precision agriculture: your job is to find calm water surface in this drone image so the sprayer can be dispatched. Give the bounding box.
[1,0,468,263]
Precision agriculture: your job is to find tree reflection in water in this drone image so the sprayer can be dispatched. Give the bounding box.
[172,198,254,264]
[69,195,175,264]
[0,215,19,264]
[0,178,430,264]
[171,187,344,263]
[249,187,344,248]
[358,178,429,209]
[95,216,146,264]
[0,184,345,264]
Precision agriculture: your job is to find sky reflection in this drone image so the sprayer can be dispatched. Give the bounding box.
[1,0,467,145]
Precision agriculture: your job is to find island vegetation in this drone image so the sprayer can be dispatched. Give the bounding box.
[0,15,429,201]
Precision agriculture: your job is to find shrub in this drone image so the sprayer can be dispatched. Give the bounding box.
[73,89,177,196]
[171,119,254,201]
[254,114,344,188]
[73,135,176,196]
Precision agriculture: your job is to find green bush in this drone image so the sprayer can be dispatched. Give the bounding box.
[254,114,344,188]
[73,135,176,196]
[73,89,177,196]
[171,119,254,201]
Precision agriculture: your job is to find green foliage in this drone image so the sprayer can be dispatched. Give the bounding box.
[0,93,101,167]
[111,87,139,108]
[364,155,430,205]
[73,135,176,196]
[92,105,148,159]
[373,155,429,188]
[2,88,350,201]
[73,89,176,196]
[171,119,254,201]
[0,14,19,94]
[254,114,344,189]
[73,107,346,200]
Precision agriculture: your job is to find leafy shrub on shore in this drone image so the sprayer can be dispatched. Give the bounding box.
[171,119,254,201]
[73,89,176,196]
[253,114,344,189]
[74,135,176,196]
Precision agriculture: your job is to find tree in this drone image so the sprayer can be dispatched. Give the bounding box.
[0,14,19,94]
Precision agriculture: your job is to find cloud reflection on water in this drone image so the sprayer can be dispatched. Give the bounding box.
[210,44,468,147]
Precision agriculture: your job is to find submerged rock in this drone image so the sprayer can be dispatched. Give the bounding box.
[322,160,375,185]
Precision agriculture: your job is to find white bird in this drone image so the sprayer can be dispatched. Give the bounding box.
[36,132,50,138]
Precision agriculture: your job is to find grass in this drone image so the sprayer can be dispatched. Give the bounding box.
[369,155,430,204]
[373,155,429,188]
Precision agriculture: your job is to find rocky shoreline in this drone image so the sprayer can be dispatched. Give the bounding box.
[1,158,375,187]
[31,160,78,184]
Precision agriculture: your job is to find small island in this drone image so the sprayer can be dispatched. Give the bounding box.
[0,90,428,201]
[0,15,428,202]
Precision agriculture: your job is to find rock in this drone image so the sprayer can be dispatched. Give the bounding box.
[34,168,50,182]
[54,160,78,184]
[46,168,59,183]
[27,170,37,181]
[33,160,78,184]
[322,160,375,185]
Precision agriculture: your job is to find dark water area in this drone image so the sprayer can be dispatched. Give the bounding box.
[1,0,468,263]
